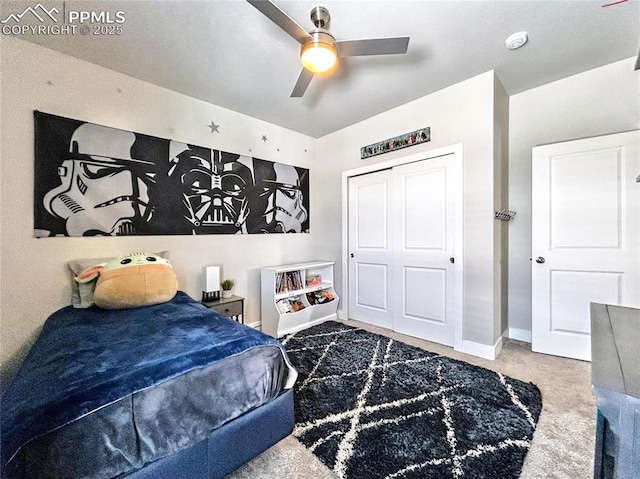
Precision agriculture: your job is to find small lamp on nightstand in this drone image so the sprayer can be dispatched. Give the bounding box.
[202,265,221,302]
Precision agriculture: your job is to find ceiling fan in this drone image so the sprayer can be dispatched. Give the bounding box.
[246,0,410,97]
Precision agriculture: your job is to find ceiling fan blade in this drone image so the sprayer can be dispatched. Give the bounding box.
[291,69,314,97]
[246,0,312,44]
[336,37,410,57]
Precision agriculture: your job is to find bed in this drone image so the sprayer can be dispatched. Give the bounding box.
[1,291,297,479]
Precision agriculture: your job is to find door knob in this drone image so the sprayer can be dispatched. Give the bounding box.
[535,257,545,264]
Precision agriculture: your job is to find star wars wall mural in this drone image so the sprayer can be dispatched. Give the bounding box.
[33,112,310,237]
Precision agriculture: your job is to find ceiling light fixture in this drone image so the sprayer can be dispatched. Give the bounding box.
[247,1,410,97]
[505,31,528,50]
[300,30,337,73]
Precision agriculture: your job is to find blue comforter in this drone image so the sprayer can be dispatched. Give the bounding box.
[1,291,295,472]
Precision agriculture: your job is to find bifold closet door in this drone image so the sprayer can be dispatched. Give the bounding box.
[391,157,457,347]
[348,169,394,328]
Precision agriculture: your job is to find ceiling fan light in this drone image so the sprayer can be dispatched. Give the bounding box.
[301,42,337,73]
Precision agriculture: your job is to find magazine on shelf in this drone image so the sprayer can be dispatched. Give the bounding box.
[276,295,306,313]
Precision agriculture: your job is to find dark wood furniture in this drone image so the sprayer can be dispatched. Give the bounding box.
[203,295,245,323]
[591,303,640,479]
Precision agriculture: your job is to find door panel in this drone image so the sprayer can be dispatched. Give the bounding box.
[348,170,393,328]
[355,263,388,311]
[403,169,446,250]
[392,157,456,346]
[356,181,389,249]
[550,270,621,333]
[532,131,640,361]
[550,148,621,248]
[403,266,446,324]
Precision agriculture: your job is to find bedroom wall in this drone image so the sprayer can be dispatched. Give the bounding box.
[493,75,510,341]
[316,71,505,356]
[508,57,640,340]
[0,37,318,387]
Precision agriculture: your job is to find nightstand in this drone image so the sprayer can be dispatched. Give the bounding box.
[203,295,245,324]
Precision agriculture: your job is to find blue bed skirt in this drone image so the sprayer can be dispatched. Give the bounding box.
[122,388,294,479]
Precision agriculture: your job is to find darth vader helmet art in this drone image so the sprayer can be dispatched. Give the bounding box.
[168,142,255,234]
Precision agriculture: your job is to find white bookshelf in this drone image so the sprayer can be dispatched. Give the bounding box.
[261,261,339,337]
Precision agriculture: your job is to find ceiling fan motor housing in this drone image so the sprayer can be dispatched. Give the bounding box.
[310,6,330,28]
[302,29,336,50]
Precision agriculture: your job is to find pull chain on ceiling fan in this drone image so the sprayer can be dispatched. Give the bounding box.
[246,0,411,97]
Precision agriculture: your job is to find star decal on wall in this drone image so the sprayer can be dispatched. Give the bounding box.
[261,135,268,142]
[208,121,220,134]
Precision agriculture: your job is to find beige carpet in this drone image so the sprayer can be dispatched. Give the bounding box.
[229,320,595,479]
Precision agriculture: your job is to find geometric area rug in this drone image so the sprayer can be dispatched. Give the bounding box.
[281,321,543,479]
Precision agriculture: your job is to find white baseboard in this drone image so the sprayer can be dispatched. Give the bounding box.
[507,327,532,343]
[461,335,503,360]
[247,321,261,330]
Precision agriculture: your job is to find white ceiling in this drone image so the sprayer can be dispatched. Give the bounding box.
[5,0,639,138]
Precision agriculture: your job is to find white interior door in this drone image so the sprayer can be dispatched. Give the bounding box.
[348,170,393,328]
[532,130,640,361]
[391,157,457,346]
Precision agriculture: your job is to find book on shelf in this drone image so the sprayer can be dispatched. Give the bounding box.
[275,270,304,293]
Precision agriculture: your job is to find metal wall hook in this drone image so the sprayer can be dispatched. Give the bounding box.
[494,209,516,221]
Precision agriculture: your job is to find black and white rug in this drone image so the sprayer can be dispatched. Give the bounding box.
[282,321,542,479]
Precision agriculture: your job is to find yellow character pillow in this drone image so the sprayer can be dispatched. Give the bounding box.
[75,252,178,309]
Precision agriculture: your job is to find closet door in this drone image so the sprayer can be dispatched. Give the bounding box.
[348,169,394,328]
[347,154,460,347]
[391,156,457,346]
